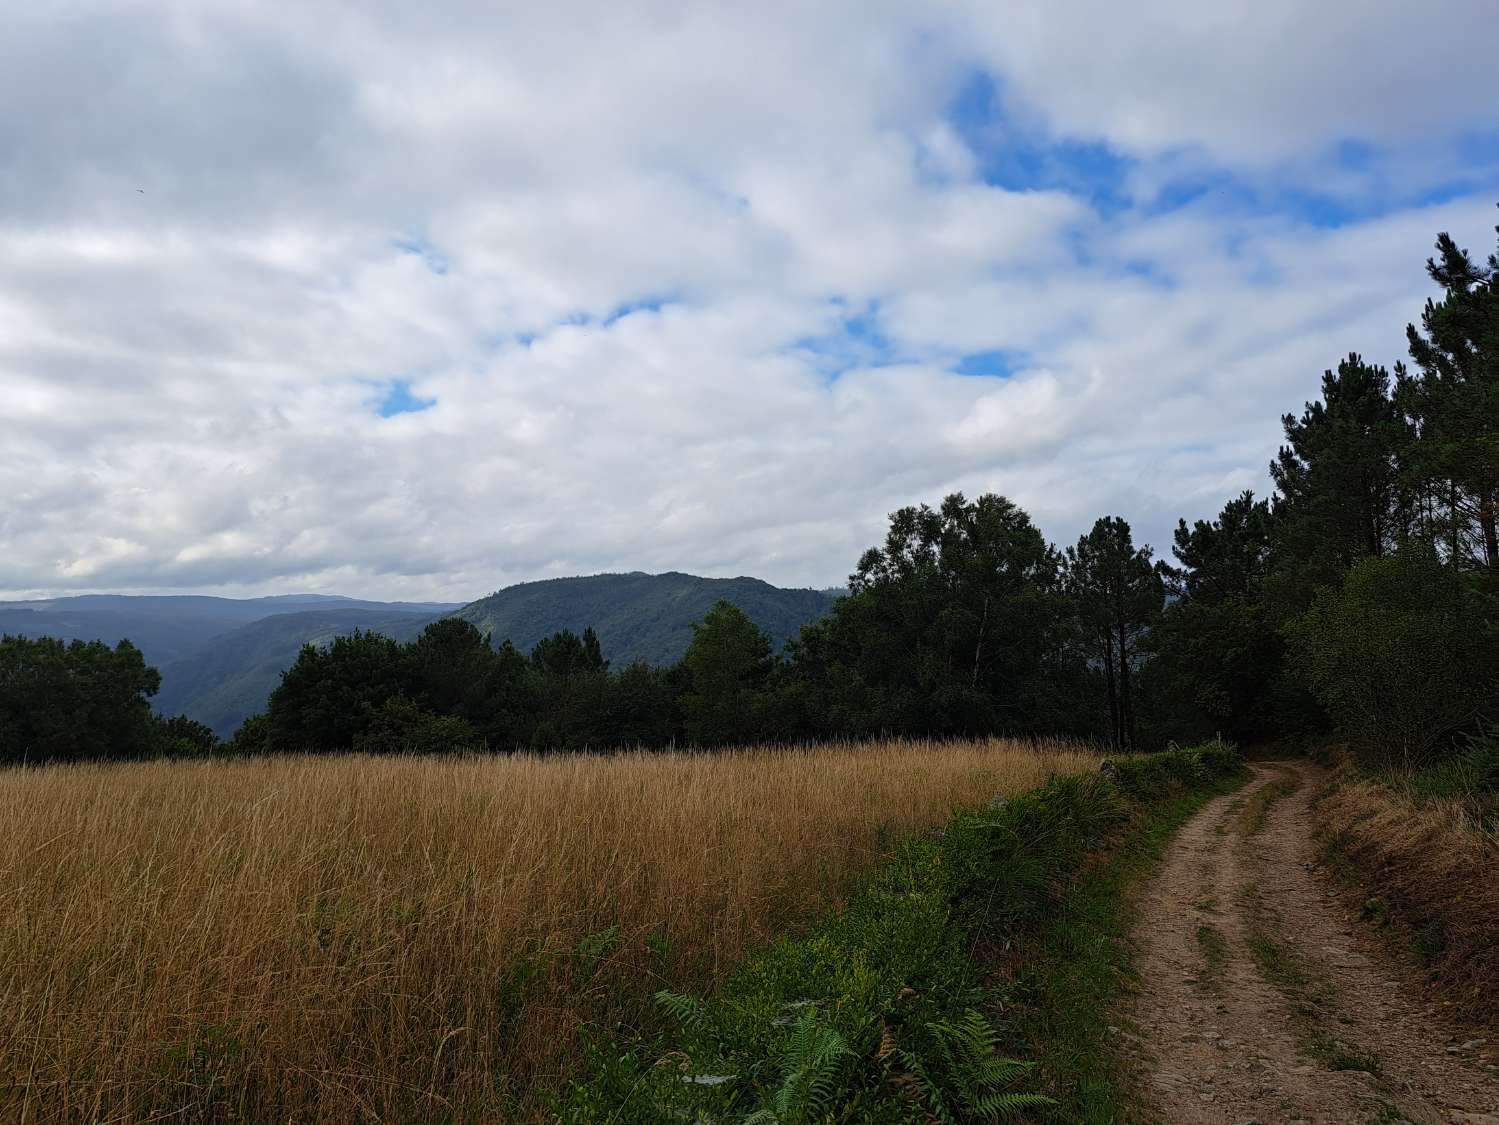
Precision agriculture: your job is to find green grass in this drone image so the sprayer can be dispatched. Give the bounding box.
[1194,925,1229,994]
[998,774,1245,1124]
[1242,897,1381,1076]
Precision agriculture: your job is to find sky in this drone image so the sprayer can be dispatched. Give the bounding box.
[3,1,1499,602]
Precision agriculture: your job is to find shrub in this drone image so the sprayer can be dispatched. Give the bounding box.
[351,695,480,754]
[1286,543,1498,765]
[152,714,221,757]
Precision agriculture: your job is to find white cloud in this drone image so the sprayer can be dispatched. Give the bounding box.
[1,0,1496,598]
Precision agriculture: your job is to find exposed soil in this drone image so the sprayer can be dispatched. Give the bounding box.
[1130,761,1499,1124]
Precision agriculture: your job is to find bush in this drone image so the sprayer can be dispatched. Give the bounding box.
[1286,543,1498,765]
[151,714,220,757]
[352,695,480,755]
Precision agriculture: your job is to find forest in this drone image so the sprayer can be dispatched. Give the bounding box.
[3,217,1496,771]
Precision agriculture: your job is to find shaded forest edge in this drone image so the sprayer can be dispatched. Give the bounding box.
[4,212,1496,774]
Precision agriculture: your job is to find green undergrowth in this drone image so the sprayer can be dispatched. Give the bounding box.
[996,766,1244,1124]
[555,741,1243,1124]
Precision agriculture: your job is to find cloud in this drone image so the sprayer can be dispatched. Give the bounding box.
[1,1,1497,599]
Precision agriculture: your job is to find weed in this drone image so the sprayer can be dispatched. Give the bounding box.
[1194,925,1229,994]
[1237,775,1299,836]
[1244,922,1381,1076]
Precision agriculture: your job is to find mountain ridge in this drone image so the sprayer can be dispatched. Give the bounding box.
[3,575,840,737]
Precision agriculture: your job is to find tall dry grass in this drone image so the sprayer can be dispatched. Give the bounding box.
[1317,775,1499,1027]
[0,738,1099,1123]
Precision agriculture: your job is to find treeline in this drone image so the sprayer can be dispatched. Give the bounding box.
[0,635,219,764]
[2,215,1495,767]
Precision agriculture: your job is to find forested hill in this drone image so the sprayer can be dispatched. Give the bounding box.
[2,577,839,738]
[0,594,459,672]
[152,608,443,737]
[455,572,839,667]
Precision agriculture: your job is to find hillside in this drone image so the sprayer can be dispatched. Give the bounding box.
[0,594,457,672]
[11,577,840,737]
[153,609,442,736]
[455,571,839,667]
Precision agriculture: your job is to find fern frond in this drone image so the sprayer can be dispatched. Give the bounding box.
[655,990,709,1038]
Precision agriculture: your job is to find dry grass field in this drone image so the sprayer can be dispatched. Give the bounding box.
[0,738,1100,1123]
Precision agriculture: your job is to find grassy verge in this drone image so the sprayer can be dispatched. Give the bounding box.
[995,772,1244,1124]
[1314,757,1499,1026]
[558,742,1243,1122]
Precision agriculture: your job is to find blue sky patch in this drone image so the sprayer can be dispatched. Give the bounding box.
[945,70,1133,213]
[950,349,1017,377]
[789,299,903,379]
[603,294,677,325]
[372,378,436,418]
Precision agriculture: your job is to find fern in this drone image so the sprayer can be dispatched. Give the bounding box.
[743,1013,852,1125]
[655,990,711,1040]
[892,1009,1053,1123]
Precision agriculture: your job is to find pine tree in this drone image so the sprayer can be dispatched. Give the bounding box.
[1270,353,1410,603]
[1064,518,1163,753]
[1399,216,1499,575]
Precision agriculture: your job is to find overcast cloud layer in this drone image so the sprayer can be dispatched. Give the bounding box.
[4,0,1498,600]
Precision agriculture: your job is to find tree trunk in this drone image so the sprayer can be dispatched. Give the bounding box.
[971,596,989,688]
[1480,486,1498,575]
[1117,619,1135,754]
[1102,630,1120,752]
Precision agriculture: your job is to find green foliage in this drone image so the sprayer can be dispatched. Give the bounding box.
[151,713,221,757]
[265,629,411,751]
[681,600,775,745]
[1062,516,1164,752]
[1286,542,1498,763]
[226,712,270,756]
[1391,725,1499,828]
[1270,353,1411,597]
[352,695,480,754]
[1410,726,1499,798]
[782,493,1073,740]
[1400,222,1499,576]
[557,744,1241,1121]
[0,634,161,764]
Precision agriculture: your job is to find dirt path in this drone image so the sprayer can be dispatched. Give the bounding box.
[1131,761,1499,1124]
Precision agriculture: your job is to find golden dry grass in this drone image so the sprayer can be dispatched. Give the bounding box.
[1317,774,1499,1027]
[0,737,1100,1123]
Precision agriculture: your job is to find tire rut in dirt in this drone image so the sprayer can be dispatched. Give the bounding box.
[1131,762,1499,1125]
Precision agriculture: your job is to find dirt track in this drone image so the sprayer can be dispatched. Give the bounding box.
[1131,761,1499,1124]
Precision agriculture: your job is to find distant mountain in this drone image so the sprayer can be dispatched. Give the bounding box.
[0,594,461,737]
[2,577,838,738]
[456,572,838,667]
[153,608,440,737]
[0,594,458,670]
